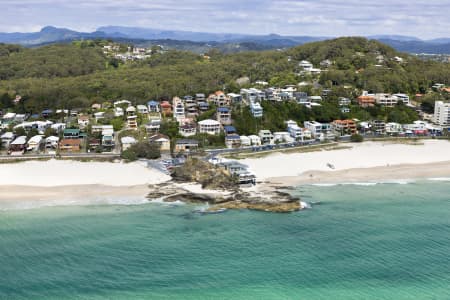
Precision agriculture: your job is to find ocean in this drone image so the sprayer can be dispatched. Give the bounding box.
[1,180,449,299]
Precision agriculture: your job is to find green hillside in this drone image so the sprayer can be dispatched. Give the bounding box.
[0,37,449,113]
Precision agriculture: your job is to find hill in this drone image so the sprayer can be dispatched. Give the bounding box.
[1,26,450,54]
[0,42,111,80]
[0,37,448,113]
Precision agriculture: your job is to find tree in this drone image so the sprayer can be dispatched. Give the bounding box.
[124,142,161,160]
[121,149,138,161]
[110,118,124,131]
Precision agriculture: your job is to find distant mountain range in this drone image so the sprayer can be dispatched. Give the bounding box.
[1,26,450,54]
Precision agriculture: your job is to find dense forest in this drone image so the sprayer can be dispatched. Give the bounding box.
[0,37,449,114]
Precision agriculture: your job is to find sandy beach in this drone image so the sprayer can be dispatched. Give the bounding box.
[0,140,449,207]
[240,140,450,185]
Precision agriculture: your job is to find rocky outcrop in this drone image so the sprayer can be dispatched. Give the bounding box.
[170,158,239,190]
[146,182,303,213]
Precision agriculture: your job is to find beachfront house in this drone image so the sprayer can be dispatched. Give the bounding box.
[240,135,251,147]
[225,134,241,149]
[149,133,171,152]
[433,101,450,126]
[9,136,27,155]
[258,130,274,144]
[386,122,403,135]
[45,136,59,149]
[101,126,114,149]
[332,119,357,136]
[26,135,44,152]
[249,135,262,146]
[371,120,386,135]
[1,132,15,148]
[273,132,292,143]
[121,136,137,151]
[59,138,82,152]
[287,124,305,141]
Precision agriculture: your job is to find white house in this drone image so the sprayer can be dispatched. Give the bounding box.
[137,105,149,114]
[114,100,131,107]
[14,121,53,134]
[1,132,15,148]
[94,111,105,121]
[287,124,304,140]
[250,101,263,118]
[27,135,44,151]
[126,106,136,116]
[198,119,221,135]
[433,101,450,126]
[240,135,251,146]
[45,136,59,149]
[299,60,313,71]
[273,132,293,143]
[248,135,262,146]
[121,136,137,151]
[258,130,274,144]
[78,116,90,129]
[51,123,66,133]
[114,107,124,117]
[386,122,403,135]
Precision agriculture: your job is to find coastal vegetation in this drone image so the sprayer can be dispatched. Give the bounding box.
[0,37,448,115]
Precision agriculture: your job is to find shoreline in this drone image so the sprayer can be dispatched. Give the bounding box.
[1,140,450,210]
[264,161,450,187]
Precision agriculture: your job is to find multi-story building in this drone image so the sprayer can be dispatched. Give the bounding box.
[179,121,197,137]
[392,93,410,105]
[173,97,185,121]
[386,122,403,135]
[375,93,398,107]
[198,119,221,135]
[433,101,450,126]
[250,101,263,118]
[332,119,357,136]
[217,107,232,125]
[304,121,323,138]
[371,120,386,135]
[258,130,274,144]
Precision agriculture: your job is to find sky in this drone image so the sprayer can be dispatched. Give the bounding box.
[1,0,449,39]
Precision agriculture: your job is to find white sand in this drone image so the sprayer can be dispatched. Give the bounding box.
[241,140,450,180]
[0,159,171,186]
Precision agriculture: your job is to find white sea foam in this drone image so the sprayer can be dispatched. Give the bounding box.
[310,179,417,187]
[0,196,151,211]
[427,177,450,182]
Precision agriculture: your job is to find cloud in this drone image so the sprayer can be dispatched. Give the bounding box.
[0,0,448,38]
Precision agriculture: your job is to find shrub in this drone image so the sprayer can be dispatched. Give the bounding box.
[350,134,364,143]
[121,149,138,161]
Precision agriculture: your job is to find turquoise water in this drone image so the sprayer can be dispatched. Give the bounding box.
[1,181,450,299]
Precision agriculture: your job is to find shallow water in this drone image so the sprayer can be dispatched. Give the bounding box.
[1,181,449,299]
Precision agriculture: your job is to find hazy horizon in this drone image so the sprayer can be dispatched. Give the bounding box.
[1,0,449,39]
